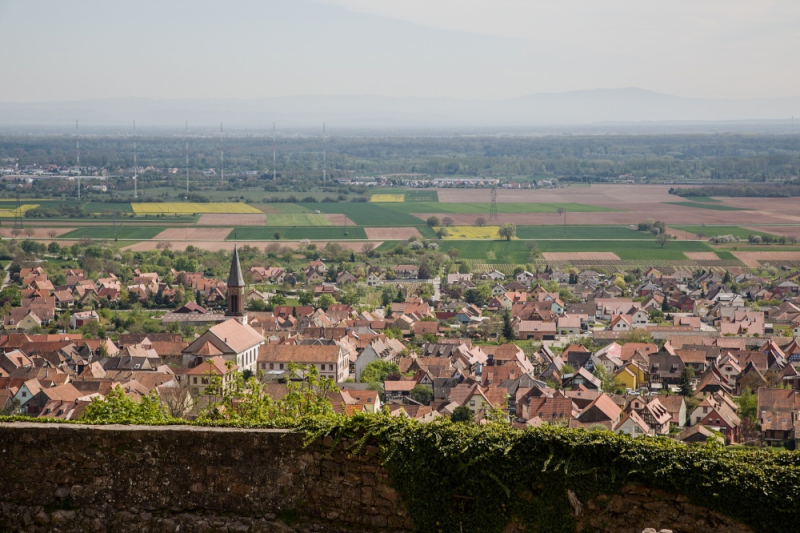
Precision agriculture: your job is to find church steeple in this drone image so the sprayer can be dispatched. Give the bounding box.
[226,246,246,324]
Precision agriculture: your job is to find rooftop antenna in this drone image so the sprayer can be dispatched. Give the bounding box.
[133,120,138,199]
[220,122,224,185]
[185,121,189,199]
[75,119,80,200]
[272,122,276,181]
[322,122,327,185]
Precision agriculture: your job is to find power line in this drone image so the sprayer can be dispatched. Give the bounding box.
[185,121,189,199]
[220,122,224,185]
[133,120,138,199]
[489,184,498,222]
[322,122,326,185]
[272,122,276,182]
[75,119,80,200]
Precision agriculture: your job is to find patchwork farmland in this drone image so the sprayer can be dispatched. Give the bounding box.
[7,184,800,269]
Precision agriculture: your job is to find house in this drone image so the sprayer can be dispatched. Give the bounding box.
[615,410,652,437]
[690,393,742,443]
[3,309,42,332]
[394,265,419,279]
[571,394,621,430]
[354,337,407,380]
[186,356,238,396]
[384,380,418,402]
[70,310,99,329]
[658,395,687,427]
[182,318,264,372]
[757,387,799,445]
[258,344,350,383]
[516,320,556,341]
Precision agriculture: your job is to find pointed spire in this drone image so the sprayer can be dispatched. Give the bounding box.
[228,245,244,287]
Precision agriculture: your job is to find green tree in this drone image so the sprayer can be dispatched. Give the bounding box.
[270,293,286,306]
[501,308,515,340]
[680,366,695,397]
[498,223,516,241]
[451,405,473,424]
[426,216,440,228]
[620,328,655,344]
[656,233,671,248]
[81,385,171,424]
[299,292,314,306]
[735,387,758,424]
[360,360,400,383]
[410,385,433,405]
[318,294,335,310]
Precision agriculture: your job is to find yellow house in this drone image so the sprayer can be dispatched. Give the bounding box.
[614,366,638,390]
[624,361,649,387]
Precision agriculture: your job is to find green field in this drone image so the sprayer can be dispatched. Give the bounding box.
[535,240,714,260]
[415,225,439,239]
[311,203,425,226]
[515,225,645,240]
[84,202,135,213]
[672,225,778,239]
[377,202,619,214]
[679,196,722,203]
[61,226,166,240]
[230,227,367,240]
[378,238,715,264]
[714,251,738,261]
[665,202,745,211]
[263,214,332,226]
[405,190,439,202]
[255,203,314,214]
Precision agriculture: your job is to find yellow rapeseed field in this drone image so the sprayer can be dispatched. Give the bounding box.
[442,226,511,239]
[0,205,39,218]
[369,194,405,203]
[131,202,263,215]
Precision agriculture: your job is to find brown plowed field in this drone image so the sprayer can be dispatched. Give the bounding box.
[365,227,423,240]
[683,252,719,260]
[0,227,74,238]
[153,228,233,241]
[123,240,381,253]
[732,251,800,267]
[744,226,800,238]
[541,252,620,261]
[198,214,265,226]
[324,214,356,226]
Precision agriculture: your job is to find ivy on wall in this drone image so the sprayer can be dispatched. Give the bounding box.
[2,410,799,533]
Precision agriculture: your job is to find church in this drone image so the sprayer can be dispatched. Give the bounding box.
[181,246,264,372]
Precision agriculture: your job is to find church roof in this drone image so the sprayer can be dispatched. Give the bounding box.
[228,246,244,287]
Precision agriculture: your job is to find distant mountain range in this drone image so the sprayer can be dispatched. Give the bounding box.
[1,88,799,129]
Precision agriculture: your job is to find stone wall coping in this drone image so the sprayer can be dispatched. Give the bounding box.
[0,422,298,434]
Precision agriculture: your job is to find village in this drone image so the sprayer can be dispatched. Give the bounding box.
[1,238,799,449]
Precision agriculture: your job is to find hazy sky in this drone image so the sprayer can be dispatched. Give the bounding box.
[1,0,797,102]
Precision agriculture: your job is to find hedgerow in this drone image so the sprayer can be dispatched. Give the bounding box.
[2,411,798,532]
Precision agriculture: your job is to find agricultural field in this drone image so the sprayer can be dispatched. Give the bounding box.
[263,214,332,226]
[61,226,167,240]
[198,213,266,226]
[380,202,619,214]
[255,203,314,214]
[84,202,135,214]
[534,239,714,261]
[442,226,505,239]
[404,190,438,202]
[664,202,745,211]
[515,225,645,240]
[364,227,424,240]
[311,203,424,226]
[231,226,367,240]
[671,225,778,239]
[370,194,405,202]
[0,204,38,218]
[131,202,263,215]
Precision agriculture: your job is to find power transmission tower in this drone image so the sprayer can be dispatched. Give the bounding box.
[185,121,189,199]
[13,193,23,230]
[76,119,80,200]
[220,122,224,185]
[272,122,277,181]
[133,120,138,199]
[489,184,499,222]
[322,122,326,185]
[113,211,118,241]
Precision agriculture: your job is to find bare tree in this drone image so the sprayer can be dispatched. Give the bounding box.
[158,379,194,419]
[156,241,173,251]
[10,228,22,239]
[361,242,375,255]
[441,217,454,227]
[656,233,671,248]
[475,217,486,227]
[24,228,35,238]
[47,230,57,239]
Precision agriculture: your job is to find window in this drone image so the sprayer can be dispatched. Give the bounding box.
[193,377,198,384]
[279,364,284,370]
[329,364,333,371]
[21,392,26,398]
[470,400,475,406]
[269,363,274,370]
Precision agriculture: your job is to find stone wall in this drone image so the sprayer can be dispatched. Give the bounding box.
[0,423,410,532]
[0,423,752,533]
